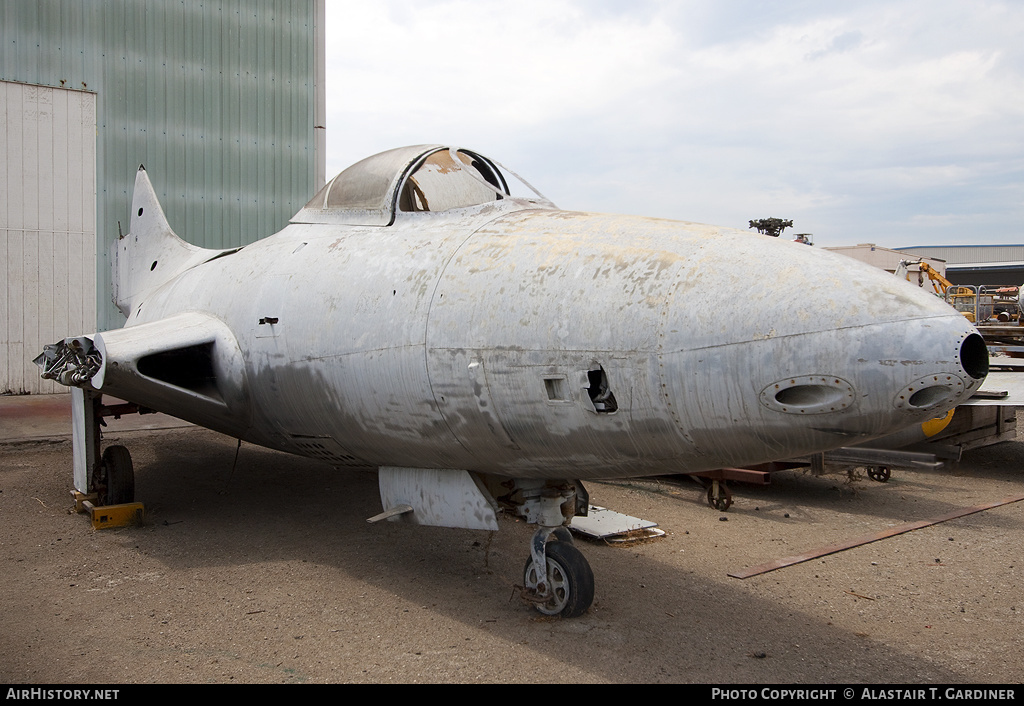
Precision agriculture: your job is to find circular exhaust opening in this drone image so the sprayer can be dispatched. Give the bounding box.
[959,333,989,380]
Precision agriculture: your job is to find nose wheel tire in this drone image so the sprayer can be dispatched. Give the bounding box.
[523,540,594,618]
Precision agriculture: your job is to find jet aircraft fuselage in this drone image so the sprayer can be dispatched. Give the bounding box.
[92,148,987,480]
[38,145,988,617]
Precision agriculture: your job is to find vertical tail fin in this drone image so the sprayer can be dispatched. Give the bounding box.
[112,166,220,318]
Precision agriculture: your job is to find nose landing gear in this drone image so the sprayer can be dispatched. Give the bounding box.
[522,532,594,618]
[501,479,596,618]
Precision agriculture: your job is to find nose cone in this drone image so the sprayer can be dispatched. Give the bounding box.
[661,235,988,465]
[751,314,986,432]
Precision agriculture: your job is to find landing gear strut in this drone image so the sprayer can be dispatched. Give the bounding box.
[523,530,594,618]
[71,388,137,506]
[376,471,597,617]
[501,479,596,618]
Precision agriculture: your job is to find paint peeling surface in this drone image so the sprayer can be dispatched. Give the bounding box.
[40,146,987,481]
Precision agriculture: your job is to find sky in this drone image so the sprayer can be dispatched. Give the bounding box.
[323,0,1024,249]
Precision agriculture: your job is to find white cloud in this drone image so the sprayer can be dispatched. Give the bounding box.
[325,0,678,163]
[324,0,1024,246]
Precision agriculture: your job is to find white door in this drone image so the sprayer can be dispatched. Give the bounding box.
[1,81,97,394]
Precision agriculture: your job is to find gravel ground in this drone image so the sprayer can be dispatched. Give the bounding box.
[1,426,1022,684]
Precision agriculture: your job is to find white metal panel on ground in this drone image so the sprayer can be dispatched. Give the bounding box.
[1,81,96,394]
[966,369,1024,406]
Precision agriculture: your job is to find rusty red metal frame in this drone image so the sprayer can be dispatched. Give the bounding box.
[729,493,1024,579]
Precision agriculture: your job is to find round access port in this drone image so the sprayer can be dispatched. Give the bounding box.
[907,385,954,408]
[893,374,965,411]
[760,376,856,414]
[774,385,845,408]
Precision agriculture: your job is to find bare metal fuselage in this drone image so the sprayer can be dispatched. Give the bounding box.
[92,199,986,480]
[36,147,989,618]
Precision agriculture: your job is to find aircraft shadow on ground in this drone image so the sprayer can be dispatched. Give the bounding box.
[77,427,986,683]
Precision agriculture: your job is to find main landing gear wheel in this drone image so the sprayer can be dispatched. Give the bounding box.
[706,481,733,511]
[523,541,594,618]
[867,466,891,483]
[100,445,135,506]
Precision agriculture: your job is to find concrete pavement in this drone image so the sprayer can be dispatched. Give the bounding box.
[0,392,192,443]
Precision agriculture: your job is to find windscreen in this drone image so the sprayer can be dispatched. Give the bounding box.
[398,149,508,212]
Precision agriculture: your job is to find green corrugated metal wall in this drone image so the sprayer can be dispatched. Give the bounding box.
[1,0,324,330]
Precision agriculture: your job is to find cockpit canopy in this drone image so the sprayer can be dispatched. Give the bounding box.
[291,145,555,226]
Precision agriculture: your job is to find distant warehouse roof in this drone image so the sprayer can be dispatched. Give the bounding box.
[895,245,1024,286]
[896,244,1024,265]
[825,243,946,275]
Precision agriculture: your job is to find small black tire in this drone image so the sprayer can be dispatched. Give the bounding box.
[867,466,891,483]
[102,445,135,505]
[523,541,595,618]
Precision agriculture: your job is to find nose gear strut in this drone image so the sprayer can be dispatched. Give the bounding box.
[511,480,595,618]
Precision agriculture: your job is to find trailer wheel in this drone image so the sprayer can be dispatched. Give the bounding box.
[707,482,733,511]
[867,466,891,483]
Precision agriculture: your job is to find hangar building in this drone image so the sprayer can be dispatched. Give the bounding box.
[1,0,326,394]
